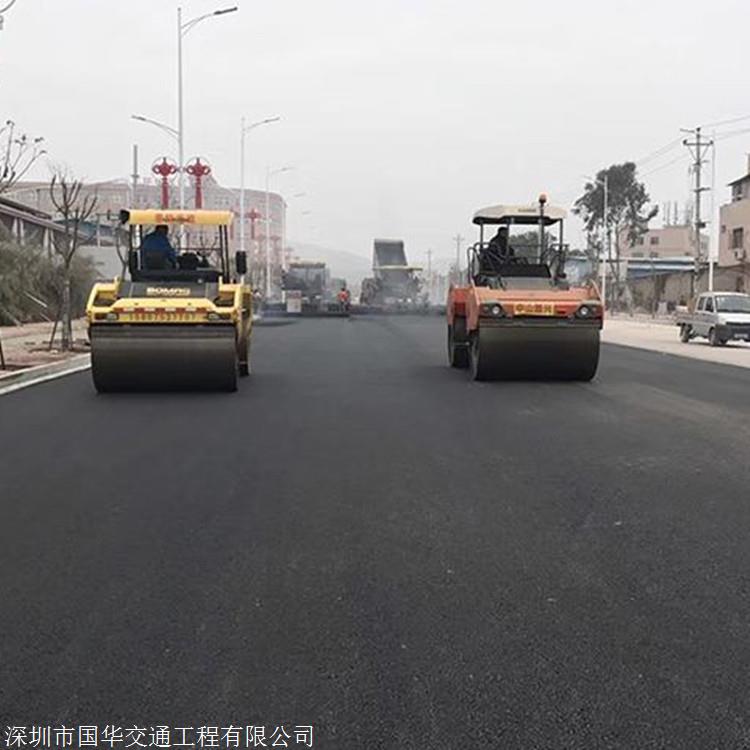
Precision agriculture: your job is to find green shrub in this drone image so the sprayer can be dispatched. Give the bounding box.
[0,239,97,325]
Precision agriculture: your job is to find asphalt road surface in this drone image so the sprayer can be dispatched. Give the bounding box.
[2,315,750,748]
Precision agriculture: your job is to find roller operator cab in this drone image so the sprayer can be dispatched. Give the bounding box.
[446,195,603,381]
[86,209,252,392]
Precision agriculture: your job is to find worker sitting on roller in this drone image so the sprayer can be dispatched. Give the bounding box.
[486,227,515,261]
[141,225,177,270]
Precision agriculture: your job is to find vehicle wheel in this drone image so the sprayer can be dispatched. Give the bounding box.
[469,333,485,381]
[447,319,469,368]
[708,327,722,347]
[238,336,250,377]
[679,324,692,343]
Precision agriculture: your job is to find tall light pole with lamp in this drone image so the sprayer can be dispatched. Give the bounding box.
[0,0,18,30]
[177,5,237,209]
[265,166,294,298]
[131,114,180,143]
[131,116,180,208]
[239,117,280,255]
[282,192,308,270]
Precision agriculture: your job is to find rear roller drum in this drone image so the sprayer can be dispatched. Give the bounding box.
[447,318,469,369]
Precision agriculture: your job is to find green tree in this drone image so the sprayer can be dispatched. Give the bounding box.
[574,162,657,307]
[0,228,97,327]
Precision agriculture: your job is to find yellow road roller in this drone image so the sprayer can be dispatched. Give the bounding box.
[86,209,252,392]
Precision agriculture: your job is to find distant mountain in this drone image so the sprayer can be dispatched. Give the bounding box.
[288,241,372,284]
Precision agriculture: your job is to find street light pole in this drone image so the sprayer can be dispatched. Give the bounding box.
[239,116,280,255]
[265,169,271,298]
[177,5,238,211]
[281,192,309,272]
[0,0,17,30]
[131,114,179,143]
[264,165,294,298]
[177,7,185,210]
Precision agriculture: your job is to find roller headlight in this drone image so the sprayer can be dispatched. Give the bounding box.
[481,303,506,317]
[575,303,601,319]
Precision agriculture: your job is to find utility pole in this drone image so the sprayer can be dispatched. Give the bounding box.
[453,233,464,284]
[682,126,714,294]
[131,144,139,207]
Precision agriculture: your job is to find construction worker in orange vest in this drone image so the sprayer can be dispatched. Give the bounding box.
[337,286,351,312]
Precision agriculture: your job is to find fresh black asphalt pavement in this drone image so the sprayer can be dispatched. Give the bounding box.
[2,315,750,748]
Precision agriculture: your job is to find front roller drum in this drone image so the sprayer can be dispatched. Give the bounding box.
[90,325,239,392]
[469,324,600,382]
[447,318,469,368]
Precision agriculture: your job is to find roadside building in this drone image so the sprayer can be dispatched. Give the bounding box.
[621,225,708,259]
[10,176,285,252]
[0,195,62,250]
[10,174,287,289]
[719,157,750,268]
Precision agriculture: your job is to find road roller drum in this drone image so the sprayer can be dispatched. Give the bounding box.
[86,209,251,393]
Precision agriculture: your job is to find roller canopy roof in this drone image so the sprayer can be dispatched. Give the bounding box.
[473,204,567,226]
[120,209,234,226]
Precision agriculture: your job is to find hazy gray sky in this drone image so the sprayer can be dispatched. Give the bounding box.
[2,0,750,267]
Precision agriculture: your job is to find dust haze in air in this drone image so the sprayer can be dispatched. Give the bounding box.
[2,0,749,267]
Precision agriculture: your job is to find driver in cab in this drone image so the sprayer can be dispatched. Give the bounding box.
[141,225,178,270]
[487,227,515,260]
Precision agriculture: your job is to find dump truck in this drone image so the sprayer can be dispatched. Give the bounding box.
[359,239,422,311]
[446,195,602,380]
[86,209,252,392]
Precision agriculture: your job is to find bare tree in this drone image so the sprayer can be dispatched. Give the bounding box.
[49,170,97,350]
[0,120,45,196]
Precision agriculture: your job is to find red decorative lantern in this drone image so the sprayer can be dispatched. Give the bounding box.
[185,157,211,209]
[151,157,178,209]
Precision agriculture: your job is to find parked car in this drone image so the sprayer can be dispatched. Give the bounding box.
[675,292,750,346]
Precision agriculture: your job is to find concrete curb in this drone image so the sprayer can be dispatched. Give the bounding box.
[601,338,750,370]
[0,354,91,396]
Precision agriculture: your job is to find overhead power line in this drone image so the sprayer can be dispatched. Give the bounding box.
[700,114,750,130]
[636,137,683,167]
[713,126,750,142]
[640,153,690,178]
